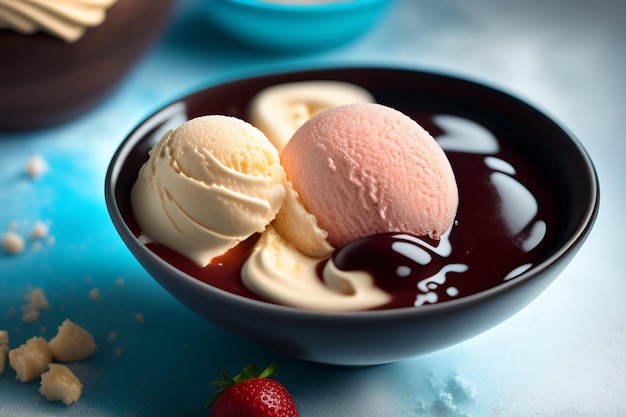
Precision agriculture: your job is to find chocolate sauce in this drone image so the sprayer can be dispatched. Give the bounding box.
[139,111,560,310]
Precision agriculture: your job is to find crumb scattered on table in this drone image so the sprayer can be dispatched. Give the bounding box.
[2,231,25,254]
[39,364,83,405]
[48,320,97,363]
[3,319,97,405]
[24,287,50,311]
[26,154,49,179]
[8,336,53,382]
[29,221,49,239]
[21,309,40,324]
[21,287,50,323]
[134,313,145,324]
[106,331,117,343]
[89,288,100,300]
[2,220,54,255]
[0,330,9,375]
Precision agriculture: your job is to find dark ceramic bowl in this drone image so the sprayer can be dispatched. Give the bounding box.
[105,67,598,366]
[0,0,174,131]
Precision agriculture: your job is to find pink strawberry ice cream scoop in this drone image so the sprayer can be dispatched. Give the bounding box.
[279,102,458,249]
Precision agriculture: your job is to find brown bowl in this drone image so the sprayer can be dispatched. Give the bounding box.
[0,0,174,131]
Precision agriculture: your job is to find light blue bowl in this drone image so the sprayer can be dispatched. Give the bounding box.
[203,0,393,52]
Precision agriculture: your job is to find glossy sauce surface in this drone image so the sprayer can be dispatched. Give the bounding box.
[138,111,560,310]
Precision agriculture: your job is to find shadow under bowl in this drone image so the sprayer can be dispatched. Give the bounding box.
[105,67,599,366]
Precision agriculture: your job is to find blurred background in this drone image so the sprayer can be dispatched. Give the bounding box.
[1,0,624,415]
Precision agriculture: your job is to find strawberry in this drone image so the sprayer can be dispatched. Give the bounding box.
[206,363,299,417]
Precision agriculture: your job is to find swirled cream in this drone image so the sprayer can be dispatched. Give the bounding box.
[242,226,390,312]
[0,0,118,43]
[131,115,286,267]
[249,81,374,151]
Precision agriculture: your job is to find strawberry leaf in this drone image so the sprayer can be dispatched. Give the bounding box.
[258,362,278,379]
[204,363,279,409]
[238,363,257,381]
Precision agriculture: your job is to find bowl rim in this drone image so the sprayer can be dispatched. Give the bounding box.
[105,64,600,321]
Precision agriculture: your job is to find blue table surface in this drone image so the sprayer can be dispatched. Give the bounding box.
[1,0,625,415]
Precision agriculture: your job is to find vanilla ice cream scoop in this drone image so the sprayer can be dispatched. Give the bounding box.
[131,115,286,266]
[279,103,458,249]
[271,179,334,258]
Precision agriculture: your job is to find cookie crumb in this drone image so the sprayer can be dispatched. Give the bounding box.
[26,154,49,179]
[24,287,50,311]
[2,231,25,254]
[0,330,9,375]
[21,309,41,323]
[21,287,50,323]
[29,221,49,239]
[39,364,83,405]
[8,336,53,382]
[48,319,97,362]
[88,288,100,301]
[106,331,117,343]
[3,320,96,405]
[134,313,145,324]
